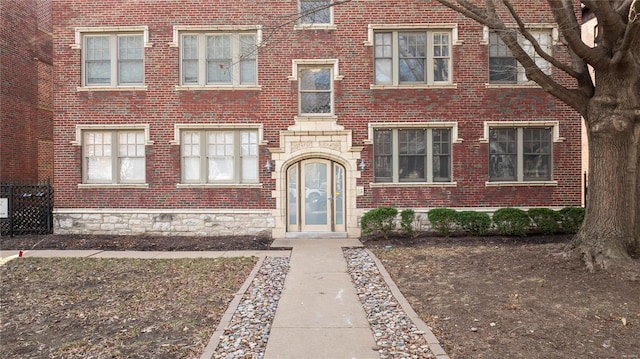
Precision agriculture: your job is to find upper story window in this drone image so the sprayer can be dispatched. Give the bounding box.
[83,33,143,87]
[83,130,146,184]
[180,32,257,87]
[181,129,259,184]
[373,127,452,183]
[299,0,332,25]
[374,29,452,86]
[72,26,151,90]
[299,66,333,115]
[488,29,553,84]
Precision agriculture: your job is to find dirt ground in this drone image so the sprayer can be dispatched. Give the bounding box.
[2,233,639,358]
[0,256,257,358]
[366,234,640,359]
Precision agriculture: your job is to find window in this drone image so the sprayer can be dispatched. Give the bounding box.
[181,130,258,184]
[374,30,451,85]
[489,29,552,84]
[299,66,333,115]
[489,127,552,181]
[299,0,331,25]
[83,130,146,184]
[180,32,257,86]
[83,33,144,87]
[374,128,451,183]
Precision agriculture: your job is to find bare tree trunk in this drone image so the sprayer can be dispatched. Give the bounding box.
[571,114,639,270]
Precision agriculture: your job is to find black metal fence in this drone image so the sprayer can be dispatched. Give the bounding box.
[0,179,54,237]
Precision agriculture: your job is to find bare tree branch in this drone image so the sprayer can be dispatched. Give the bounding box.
[548,0,608,70]
[435,0,495,26]
[583,0,627,42]
[502,0,579,78]
[615,0,635,15]
[614,0,640,64]
[437,0,589,114]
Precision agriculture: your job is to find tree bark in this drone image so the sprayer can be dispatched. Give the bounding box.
[571,65,640,269]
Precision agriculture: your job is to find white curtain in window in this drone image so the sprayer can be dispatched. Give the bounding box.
[182,131,201,182]
[85,132,113,181]
[182,35,199,84]
[118,132,145,182]
[207,132,234,181]
[118,35,143,84]
[86,36,111,84]
[207,35,232,83]
[374,33,392,84]
[241,131,258,181]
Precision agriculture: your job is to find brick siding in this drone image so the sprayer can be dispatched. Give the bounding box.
[1,0,53,184]
[51,0,582,235]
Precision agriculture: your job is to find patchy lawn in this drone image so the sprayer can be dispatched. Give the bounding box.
[366,235,640,359]
[0,257,257,359]
[2,233,638,358]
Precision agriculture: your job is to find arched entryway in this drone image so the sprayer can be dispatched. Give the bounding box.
[286,159,346,233]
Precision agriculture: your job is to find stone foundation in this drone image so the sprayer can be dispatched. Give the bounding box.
[54,209,274,237]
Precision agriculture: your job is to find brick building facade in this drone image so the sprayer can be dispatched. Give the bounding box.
[52,0,582,238]
[1,0,54,184]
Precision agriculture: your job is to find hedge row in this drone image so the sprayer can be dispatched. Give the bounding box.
[361,207,585,238]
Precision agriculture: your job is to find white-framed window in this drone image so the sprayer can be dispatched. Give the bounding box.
[374,29,452,85]
[488,127,552,182]
[181,129,259,184]
[299,0,332,25]
[179,31,257,86]
[82,33,144,87]
[298,65,333,115]
[82,130,146,184]
[488,29,553,84]
[373,127,452,183]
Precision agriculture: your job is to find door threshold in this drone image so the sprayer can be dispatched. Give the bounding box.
[285,232,347,239]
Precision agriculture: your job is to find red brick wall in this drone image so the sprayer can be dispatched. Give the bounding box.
[1,0,53,184]
[52,0,582,209]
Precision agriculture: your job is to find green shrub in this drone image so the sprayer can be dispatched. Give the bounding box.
[558,207,585,234]
[428,208,458,236]
[492,208,530,236]
[400,209,416,237]
[528,208,561,234]
[456,211,492,236]
[360,207,398,239]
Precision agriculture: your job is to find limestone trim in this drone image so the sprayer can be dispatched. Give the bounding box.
[70,124,154,146]
[479,121,564,143]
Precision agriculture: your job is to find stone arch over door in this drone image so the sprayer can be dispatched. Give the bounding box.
[267,121,363,238]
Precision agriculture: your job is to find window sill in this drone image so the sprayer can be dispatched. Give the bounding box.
[77,86,148,92]
[370,83,457,90]
[294,24,337,31]
[485,83,542,89]
[78,183,149,189]
[295,115,338,122]
[485,181,557,187]
[176,183,263,189]
[174,85,262,91]
[370,182,457,188]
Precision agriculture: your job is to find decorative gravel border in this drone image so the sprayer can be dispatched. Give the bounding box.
[344,248,450,359]
[201,256,289,359]
[201,249,448,359]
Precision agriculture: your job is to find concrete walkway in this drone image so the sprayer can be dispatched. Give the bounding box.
[265,238,379,359]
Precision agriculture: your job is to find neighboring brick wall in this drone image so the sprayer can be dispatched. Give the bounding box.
[51,0,583,235]
[0,0,53,184]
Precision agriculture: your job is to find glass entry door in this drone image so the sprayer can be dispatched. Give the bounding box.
[287,159,345,232]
